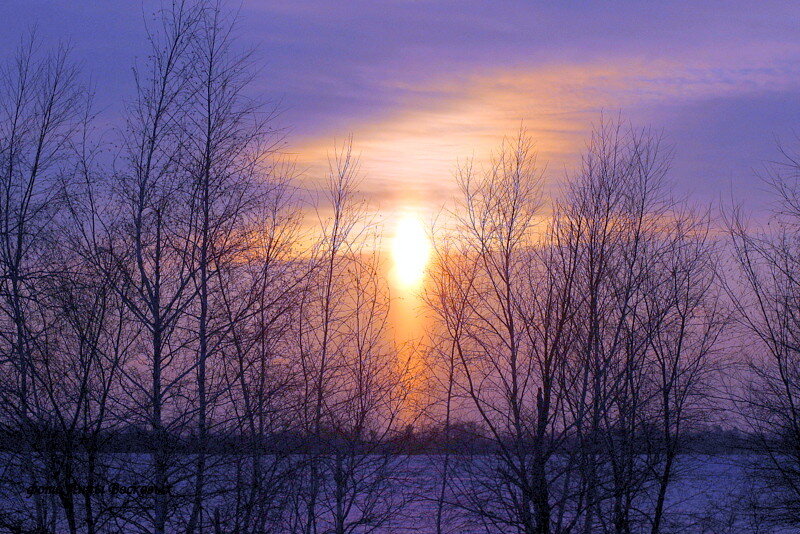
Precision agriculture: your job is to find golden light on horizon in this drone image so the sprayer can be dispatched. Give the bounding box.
[390,212,431,290]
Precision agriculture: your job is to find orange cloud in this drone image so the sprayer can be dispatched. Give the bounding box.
[289,51,800,212]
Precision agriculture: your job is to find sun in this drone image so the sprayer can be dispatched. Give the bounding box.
[390,213,431,290]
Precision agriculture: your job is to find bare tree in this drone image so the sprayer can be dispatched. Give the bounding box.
[0,33,89,533]
[644,209,724,534]
[428,131,558,534]
[557,119,722,534]
[557,120,671,534]
[32,217,132,534]
[726,142,800,528]
[178,2,283,530]
[215,169,306,533]
[288,140,413,534]
[424,224,480,534]
[427,120,722,534]
[97,3,203,531]
[290,140,364,534]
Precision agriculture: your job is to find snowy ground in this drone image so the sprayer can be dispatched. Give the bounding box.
[0,453,792,533]
[388,454,774,534]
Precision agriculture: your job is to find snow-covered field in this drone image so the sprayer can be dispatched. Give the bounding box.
[0,453,792,533]
[388,454,781,534]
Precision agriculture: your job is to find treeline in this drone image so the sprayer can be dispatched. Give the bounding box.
[2,1,800,534]
[0,424,755,456]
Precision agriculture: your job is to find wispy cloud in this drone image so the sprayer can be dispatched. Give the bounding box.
[288,47,800,214]
[2,0,799,216]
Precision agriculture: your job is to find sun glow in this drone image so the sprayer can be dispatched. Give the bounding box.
[390,213,431,290]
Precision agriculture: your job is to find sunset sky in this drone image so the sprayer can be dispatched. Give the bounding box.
[3,1,800,230]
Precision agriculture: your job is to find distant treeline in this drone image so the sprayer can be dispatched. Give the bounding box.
[0,424,758,455]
